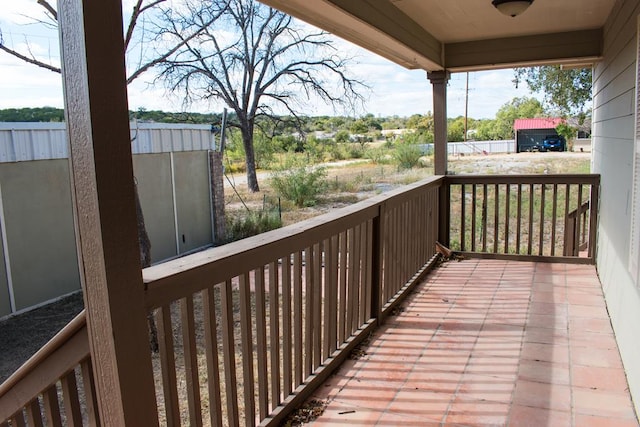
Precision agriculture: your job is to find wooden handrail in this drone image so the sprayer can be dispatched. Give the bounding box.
[144,176,444,309]
[445,174,600,185]
[0,310,89,421]
[0,310,87,398]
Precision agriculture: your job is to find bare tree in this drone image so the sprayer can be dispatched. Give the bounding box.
[0,0,227,85]
[155,0,367,192]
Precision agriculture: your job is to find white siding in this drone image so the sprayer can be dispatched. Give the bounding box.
[592,0,640,415]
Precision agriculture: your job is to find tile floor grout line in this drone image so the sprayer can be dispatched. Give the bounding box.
[504,261,536,426]
[374,259,481,425]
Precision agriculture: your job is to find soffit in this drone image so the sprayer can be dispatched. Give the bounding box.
[259,0,616,72]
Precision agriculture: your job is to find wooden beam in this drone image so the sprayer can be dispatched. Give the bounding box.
[428,71,450,176]
[445,29,603,72]
[58,0,159,425]
[326,0,442,66]
[259,0,443,70]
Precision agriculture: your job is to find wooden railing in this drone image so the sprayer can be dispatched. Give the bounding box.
[564,201,591,256]
[141,176,441,426]
[0,311,98,426]
[442,174,600,263]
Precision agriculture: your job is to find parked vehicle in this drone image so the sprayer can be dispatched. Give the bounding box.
[541,134,566,152]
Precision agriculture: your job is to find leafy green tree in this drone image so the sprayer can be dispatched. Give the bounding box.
[350,119,369,135]
[335,130,351,143]
[0,107,65,122]
[447,117,466,142]
[514,66,592,116]
[494,97,544,139]
[474,119,501,140]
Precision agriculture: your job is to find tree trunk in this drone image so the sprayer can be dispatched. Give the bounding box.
[134,181,158,352]
[241,127,260,192]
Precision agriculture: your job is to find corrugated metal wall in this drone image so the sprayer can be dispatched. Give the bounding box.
[0,122,215,162]
[0,123,218,318]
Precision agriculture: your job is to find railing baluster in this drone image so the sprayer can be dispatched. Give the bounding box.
[402,203,409,280]
[239,272,255,427]
[254,267,268,420]
[482,184,488,252]
[25,399,43,427]
[471,184,477,252]
[180,295,203,427]
[329,235,339,352]
[363,220,373,322]
[539,183,546,256]
[461,184,466,250]
[516,184,522,254]
[351,226,361,333]
[312,242,322,369]
[80,358,100,426]
[551,184,558,256]
[345,229,355,336]
[589,182,599,259]
[202,288,223,427]
[504,184,511,253]
[293,252,303,388]
[304,247,313,378]
[61,370,82,427]
[494,184,499,253]
[220,280,239,427]
[323,238,334,360]
[269,261,281,410]
[281,255,292,397]
[338,233,347,345]
[527,183,534,255]
[9,413,25,427]
[42,385,62,427]
[156,304,180,427]
[564,184,571,256]
[576,184,584,256]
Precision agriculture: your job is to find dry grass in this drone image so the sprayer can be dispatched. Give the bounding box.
[225,152,591,228]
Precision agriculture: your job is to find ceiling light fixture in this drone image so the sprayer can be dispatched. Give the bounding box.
[492,0,534,17]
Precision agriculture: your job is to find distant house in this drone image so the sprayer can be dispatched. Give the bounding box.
[513,117,565,152]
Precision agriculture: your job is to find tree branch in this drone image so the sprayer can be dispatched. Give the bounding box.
[0,42,61,73]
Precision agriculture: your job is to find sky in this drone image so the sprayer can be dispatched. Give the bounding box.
[0,1,540,120]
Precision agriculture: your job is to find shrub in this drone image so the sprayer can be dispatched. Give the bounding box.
[271,165,328,207]
[394,144,423,169]
[366,147,392,164]
[225,210,282,243]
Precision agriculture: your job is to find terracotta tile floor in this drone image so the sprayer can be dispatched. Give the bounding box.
[308,259,639,426]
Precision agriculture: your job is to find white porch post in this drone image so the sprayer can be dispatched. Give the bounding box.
[427,70,450,175]
[58,0,159,425]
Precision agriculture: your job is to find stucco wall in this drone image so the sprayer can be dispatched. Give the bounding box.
[592,0,640,413]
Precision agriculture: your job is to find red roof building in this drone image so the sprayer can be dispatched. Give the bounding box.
[513,117,565,131]
[513,118,566,152]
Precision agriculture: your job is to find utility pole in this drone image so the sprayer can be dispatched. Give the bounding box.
[464,72,469,142]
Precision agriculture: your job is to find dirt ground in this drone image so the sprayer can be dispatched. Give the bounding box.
[0,151,590,385]
[0,292,84,382]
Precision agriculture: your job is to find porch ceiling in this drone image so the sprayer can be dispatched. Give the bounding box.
[258,0,615,72]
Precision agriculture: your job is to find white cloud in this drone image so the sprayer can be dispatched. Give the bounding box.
[0,8,542,119]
